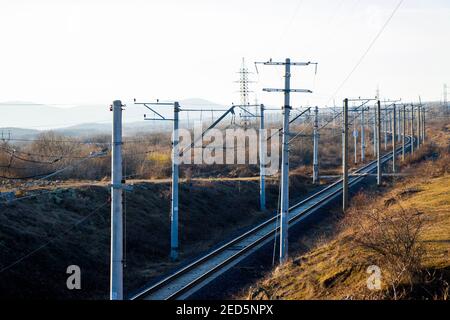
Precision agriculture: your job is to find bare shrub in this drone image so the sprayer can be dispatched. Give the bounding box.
[403,142,436,166]
[420,147,450,178]
[347,204,425,299]
[246,284,273,300]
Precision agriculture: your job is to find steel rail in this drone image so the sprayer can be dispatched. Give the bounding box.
[131,135,413,300]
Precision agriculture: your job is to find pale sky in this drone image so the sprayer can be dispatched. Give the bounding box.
[0,0,449,109]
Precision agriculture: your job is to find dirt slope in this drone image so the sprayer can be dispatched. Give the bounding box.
[0,173,315,299]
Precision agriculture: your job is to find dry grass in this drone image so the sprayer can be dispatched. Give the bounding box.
[245,174,450,300]
[0,166,319,299]
[242,120,450,300]
[0,177,270,299]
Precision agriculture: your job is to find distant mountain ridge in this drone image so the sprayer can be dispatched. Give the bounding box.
[0,98,226,139]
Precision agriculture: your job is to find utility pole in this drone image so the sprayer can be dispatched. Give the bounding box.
[373,106,377,156]
[279,60,291,264]
[420,97,426,142]
[384,105,388,151]
[420,106,423,143]
[411,105,415,155]
[361,106,366,162]
[398,106,401,143]
[313,106,319,184]
[134,99,182,261]
[402,104,406,161]
[417,104,421,149]
[110,100,123,300]
[389,111,395,148]
[389,110,392,146]
[423,108,426,141]
[377,100,382,186]
[408,108,412,136]
[256,58,317,264]
[424,107,426,141]
[353,123,358,164]
[171,103,180,261]
[1,129,11,142]
[259,104,266,211]
[392,104,397,173]
[342,98,349,211]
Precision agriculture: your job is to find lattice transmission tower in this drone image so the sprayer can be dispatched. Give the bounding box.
[236,58,254,127]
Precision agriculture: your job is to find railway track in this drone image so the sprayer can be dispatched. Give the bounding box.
[131,136,413,300]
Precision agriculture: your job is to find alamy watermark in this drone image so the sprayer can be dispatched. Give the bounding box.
[66,265,81,290]
[174,122,280,175]
[366,265,382,291]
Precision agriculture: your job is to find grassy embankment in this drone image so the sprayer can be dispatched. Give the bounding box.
[244,121,449,300]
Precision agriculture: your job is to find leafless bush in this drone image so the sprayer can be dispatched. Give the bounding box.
[404,142,436,165]
[346,203,425,299]
[418,146,450,178]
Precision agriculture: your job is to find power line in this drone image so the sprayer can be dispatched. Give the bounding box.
[6,138,111,145]
[279,0,304,41]
[0,153,107,181]
[1,188,68,204]
[0,200,109,274]
[0,145,108,160]
[0,147,62,164]
[327,0,404,103]
[0,102,108,106]
[0,172,58,180]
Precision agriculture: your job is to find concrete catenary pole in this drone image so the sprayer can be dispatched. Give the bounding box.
[389,110,392,144]
[398,106,401,143]
[406,105,413,136]
[392,104,397,173]
[313,106,319,184]
[384,105,388,151]
[417,104,421,149]
[342,98,349,212]
[373,106,377,156]
[422,105,426,142]
[353,121,358,164]
[259,58,316,263]
[361,106,366,162]
[259,104,266,211]
[377,100,382,186]
[110,100,123,300]
[279,59,291,264]
[402,104,406,161]
[170,102,180,261]
[411,105,415,155]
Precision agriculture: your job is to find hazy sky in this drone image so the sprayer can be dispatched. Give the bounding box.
[0,0,449,108]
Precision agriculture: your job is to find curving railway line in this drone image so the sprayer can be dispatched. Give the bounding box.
[131,136,413,300]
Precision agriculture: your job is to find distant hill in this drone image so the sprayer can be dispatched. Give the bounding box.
[0,98,226,137]
[0,127,41,140]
